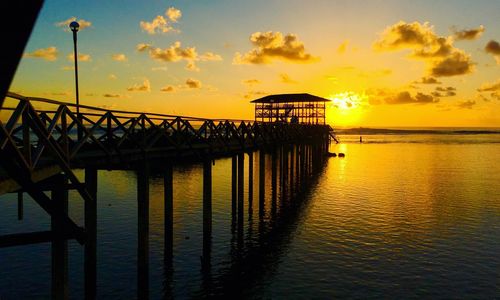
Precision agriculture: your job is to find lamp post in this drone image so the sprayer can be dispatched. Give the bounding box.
[69,21,80,116]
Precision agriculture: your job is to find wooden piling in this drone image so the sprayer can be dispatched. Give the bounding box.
[137,165,149,299]
[84,167,97,300]
[202,159,212,268]
[231,156,237,216]
[51,174,68,300]
[258,149,265,216]
[237,153,244,225]
[248,151,253,213]
[17,191,23,220]
[164,164,173,262]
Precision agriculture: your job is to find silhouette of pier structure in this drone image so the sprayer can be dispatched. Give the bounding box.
[0,91,337,299]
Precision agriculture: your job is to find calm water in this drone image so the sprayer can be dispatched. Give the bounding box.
[1,133,499,299]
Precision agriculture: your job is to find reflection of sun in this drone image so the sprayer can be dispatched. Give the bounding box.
[327,91,366,126]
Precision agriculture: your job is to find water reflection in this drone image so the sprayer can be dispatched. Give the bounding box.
[0,144,327,298]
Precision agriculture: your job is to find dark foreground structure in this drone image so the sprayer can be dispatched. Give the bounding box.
[0,91,338,299]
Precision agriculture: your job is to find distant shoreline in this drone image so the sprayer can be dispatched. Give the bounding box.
[335,127,500,135]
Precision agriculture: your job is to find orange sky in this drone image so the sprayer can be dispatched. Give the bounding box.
[6,0,500,127]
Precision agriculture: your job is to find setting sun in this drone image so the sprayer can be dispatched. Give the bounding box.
[328,91,367,126]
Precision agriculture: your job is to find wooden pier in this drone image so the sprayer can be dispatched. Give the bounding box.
[0,92,337,299]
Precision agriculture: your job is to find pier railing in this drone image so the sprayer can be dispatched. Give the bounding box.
[1,92,334,171]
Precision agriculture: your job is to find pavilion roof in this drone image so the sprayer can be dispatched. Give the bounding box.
[250,93,331,103]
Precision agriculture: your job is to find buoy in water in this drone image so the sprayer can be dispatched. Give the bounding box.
[338,152,345,157]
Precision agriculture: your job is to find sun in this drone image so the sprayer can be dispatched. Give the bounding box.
[330,91,361,110]
[327,91,367,126]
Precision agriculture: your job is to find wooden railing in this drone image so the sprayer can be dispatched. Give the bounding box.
[1,92,335,172]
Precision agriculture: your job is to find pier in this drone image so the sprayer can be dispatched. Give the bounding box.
[0,92,337,299]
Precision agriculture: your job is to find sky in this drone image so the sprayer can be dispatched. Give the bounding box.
[8,0,500,127]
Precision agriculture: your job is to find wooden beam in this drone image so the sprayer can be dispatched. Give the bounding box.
[0,231,77,248]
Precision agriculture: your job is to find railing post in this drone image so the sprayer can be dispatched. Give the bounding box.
[22,110,32,168]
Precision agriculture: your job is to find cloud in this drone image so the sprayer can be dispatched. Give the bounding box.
[457,100,476,109]
[279,73,297,84]
[200,52,223,61]
[373,21,474,77]
[127,79,151,92]
[185,78,201,89]
[140,6,181,34]
[23,46,58,61]
[384,91,437,104]
[242,79,262,86]
[432,87,456,97]
[166,7,182,23]
[243,90,268,99]
[160,85,176,92]
[50,91,71,96]
[103,93,123,98]
[146,41,196,61]
[152,66,168,72]
[413,76,442,84]
[358,68,392,78]
[436,86,456,92]
[67,53,92,62]
[485,40,500,64]
[112,54,127,62]
[337,40,350,54]
[452,25,485,40]
[185,61,200,72]
[430,51,473,76]
[55,17,92,31]
[477,79,500,92]
[233,31,318,64]
[137,41,222,71]
[485,40,500,55]
[136,43,151,52]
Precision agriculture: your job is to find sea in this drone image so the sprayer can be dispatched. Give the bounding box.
[1,127,499,299]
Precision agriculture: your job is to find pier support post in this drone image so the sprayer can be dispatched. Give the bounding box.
[84,167,97,300]
[295,144,300,190]
[17,191,23,220]
[290,145,294,195]
[237,153,244,226]
[258,149,265,216]
[202,159,212,268]
[137,165,149,299]
[300,144,306,185]
[51,174,68,300]
[248,151,253,214]
[231,156,237,217]
[164,164,173,262]
[271,148,277,216]
[282,145,288,200]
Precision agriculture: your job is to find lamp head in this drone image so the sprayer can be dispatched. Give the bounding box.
[69,21,80,32]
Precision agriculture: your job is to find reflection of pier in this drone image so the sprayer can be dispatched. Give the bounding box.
[0,93,333,298]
